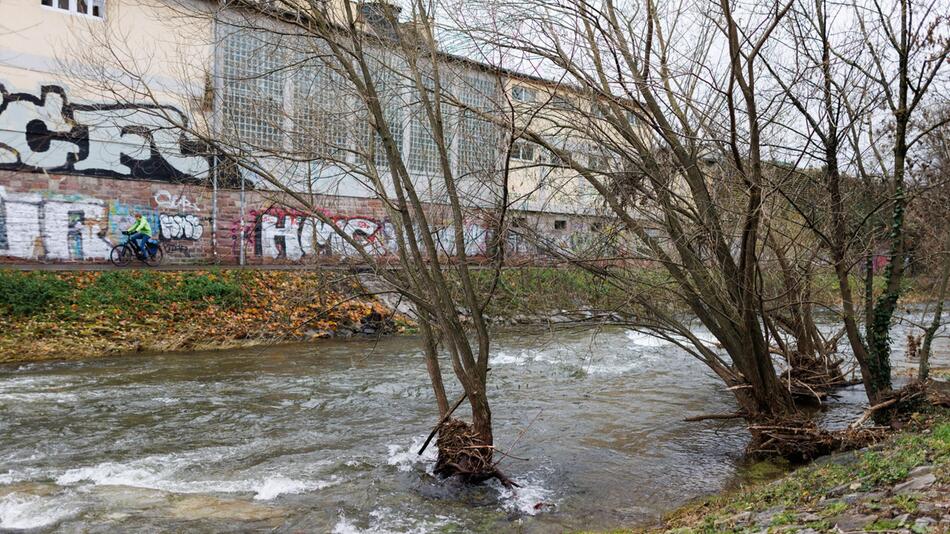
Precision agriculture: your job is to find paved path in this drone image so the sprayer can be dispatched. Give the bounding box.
[0,263,357,272]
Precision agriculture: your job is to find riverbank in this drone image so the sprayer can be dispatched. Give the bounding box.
[637,403,950,533]
[0,269,398,364]
[0,267,939,364]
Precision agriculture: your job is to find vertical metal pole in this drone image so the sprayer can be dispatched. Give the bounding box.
[211,154,218,263]
[239,169,246,266]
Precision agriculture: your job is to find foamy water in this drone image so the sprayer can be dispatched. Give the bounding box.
[0,493,82,530]
[386,435,437,473]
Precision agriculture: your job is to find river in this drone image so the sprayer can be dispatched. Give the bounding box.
[0,316,944,532]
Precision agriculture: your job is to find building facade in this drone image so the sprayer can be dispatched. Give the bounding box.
[0,0,607,264]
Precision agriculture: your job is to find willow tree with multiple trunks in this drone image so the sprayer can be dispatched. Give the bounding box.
[451,0,949,432]
[761,0,950,405]
[447,0,836,436]
[69,0,526,484]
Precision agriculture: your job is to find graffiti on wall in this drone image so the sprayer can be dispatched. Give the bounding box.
[0,186,114,260]
[159,213,203,241]
[0,186,206,261]
[0,84,209,181]
[229,207,491,260]
[154,189,203,212]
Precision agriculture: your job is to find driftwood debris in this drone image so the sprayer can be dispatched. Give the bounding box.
[416,393,519,488]
[418,392,468,456]
[748,418,887,461]
[434,418,520,488]
[684,412,747,422]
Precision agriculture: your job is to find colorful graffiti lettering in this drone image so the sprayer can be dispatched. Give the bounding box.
[229,208,491,260]
[0,186,206,261]
[0,186,113,260]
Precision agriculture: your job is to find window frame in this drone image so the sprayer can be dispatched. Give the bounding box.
[511,85,535,103]
[41,0,104,18]
[511,139,536,162]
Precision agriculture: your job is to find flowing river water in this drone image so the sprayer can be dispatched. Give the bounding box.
[0,315,945,532]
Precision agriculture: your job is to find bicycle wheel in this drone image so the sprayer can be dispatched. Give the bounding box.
[110,244,133,267]
[144,245,164,267]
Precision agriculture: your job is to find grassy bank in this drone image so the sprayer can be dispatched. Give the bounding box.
[629,406,950,533]
[0,269,395,364]
[0,266,939,364]
[465,267,934,320]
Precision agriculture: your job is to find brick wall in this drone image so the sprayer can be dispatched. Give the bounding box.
[0,171,598,265]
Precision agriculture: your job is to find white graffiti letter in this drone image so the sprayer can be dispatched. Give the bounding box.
[260,214,304,260]
[159,213,203,241]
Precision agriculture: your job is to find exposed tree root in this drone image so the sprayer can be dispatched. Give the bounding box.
[434,418,519,488]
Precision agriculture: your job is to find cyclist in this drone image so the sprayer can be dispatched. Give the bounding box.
[126,212,153,259]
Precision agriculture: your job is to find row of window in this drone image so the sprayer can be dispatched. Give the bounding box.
[511,85,574,111]
[217,26,501,177]
[41,0,104,18]
[510,140,612,172]
[510,85,633,123]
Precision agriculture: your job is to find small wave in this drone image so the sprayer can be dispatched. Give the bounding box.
[331,514,361,534]
[0,392,79,403]
[626,329,721,350]
[0,493,81,530]
[56,457,337,500]
[386,435,436,473]
[625,330,673,348]
[332,509,455,533]
[584,360,642,375]
[252,475,337,500]
[494,347,640,376]
[489,350,530,365]
[494,477,555,516]
[300,398,323,409]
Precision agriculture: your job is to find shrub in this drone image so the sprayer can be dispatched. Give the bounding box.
[0,271,72,317]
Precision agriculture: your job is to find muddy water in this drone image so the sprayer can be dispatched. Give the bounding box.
[0,316,945,532]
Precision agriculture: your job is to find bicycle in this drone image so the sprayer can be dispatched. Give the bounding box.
[110,231,164,267]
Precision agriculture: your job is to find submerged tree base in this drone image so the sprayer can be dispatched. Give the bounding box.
[748,380,950,461]
[781,354,852,404]
[434,418,519,488]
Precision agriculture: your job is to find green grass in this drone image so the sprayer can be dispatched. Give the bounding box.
[0,270,248,319]
[176,272,246,309]
[650,412,950,533]
[0,271,71,316]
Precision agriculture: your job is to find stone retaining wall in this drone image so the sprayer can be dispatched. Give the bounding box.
[0,171,595,264]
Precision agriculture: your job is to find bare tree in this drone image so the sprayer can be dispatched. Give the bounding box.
[763,0,949,404]
[448,0,820,432]
[908,109,950,380]
[68,0,527,484]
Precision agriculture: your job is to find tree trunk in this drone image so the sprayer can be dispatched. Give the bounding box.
[919,246,950,380]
